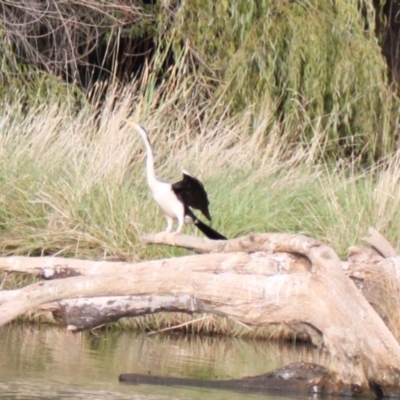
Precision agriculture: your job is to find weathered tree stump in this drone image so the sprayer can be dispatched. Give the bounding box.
[1,231,400,395]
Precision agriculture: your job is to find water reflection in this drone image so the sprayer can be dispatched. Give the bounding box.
[0,325,325,399]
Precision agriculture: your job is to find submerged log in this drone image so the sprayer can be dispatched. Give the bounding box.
[1,232,400,395]
[120,362,333,395]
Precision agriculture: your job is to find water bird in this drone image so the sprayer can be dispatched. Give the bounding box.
[134,123,226,241]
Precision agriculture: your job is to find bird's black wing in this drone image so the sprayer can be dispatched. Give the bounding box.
[172,171,211,221]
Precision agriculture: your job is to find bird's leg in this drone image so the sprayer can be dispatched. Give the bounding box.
[166,215,185,246]
[175,216,184,235]
[155,216,175,243]
[165,216,174,233]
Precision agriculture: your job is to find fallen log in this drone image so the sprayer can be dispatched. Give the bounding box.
[0,250,305,279]
[44,295,209,331]
[1,232,400,395]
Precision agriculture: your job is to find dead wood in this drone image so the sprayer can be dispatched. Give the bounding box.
[120,362,331,395]
[2,232,400,395]
[141,232,322,256]
[0,251,306,278]
[41,295,209,331]
[361,227,398,257]
[346,229,400,342]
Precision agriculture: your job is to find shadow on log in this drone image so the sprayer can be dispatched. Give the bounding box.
[1,230,400,396]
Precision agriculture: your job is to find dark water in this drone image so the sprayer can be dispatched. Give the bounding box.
[0,325,324,399]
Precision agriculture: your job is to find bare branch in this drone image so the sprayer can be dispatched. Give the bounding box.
[361,227,398,257]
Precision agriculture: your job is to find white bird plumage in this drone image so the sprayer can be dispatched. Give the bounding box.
[134,123,226,240]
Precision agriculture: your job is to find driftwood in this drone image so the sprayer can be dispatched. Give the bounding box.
[1,231,400,395]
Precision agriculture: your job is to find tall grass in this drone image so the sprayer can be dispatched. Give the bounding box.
[0,75,399,264]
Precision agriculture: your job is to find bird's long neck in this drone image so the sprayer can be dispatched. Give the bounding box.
[136,125,158,189]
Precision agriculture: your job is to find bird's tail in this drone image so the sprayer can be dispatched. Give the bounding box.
[194,219,227,240]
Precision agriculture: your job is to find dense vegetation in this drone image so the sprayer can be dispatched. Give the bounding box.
[1,1,398,159]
